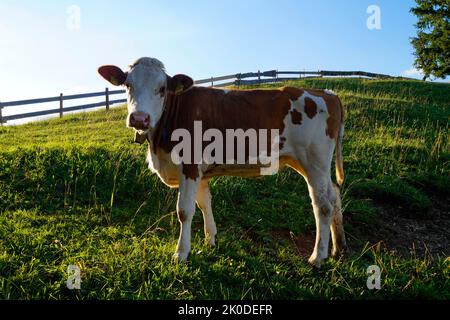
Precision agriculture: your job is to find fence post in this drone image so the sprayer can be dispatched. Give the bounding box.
[105,87,110,111]
[0,102,3,126]
[59,93,63,118]
[211,77,214,87]
[258,70,261,84]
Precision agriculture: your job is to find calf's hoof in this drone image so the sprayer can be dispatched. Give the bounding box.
[205,235,216,247]
[331,246,347,259]
[172,251,190,263]
[308,255,324,269]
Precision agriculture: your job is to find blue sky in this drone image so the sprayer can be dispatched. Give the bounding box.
[0,0,435,102]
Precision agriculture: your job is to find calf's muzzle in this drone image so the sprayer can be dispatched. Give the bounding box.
[129,111,150,130]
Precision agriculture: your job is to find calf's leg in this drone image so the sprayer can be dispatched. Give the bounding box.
[196,179,217,246]
[173,173,201,262]
[306,172,334,268]
[330,184,347,257]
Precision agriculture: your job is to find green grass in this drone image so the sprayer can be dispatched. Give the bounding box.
[0,78,449,299]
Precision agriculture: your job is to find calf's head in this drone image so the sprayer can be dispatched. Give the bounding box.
[98,57,193,132]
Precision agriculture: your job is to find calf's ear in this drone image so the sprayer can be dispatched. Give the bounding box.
[98,65,127,86]
[167,74,194,95]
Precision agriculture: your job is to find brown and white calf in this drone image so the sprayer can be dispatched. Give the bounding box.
[98,57,346,267]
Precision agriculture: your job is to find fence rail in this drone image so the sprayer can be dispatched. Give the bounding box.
[0,69,403,125]
[0,88,126,124]
[196,70,394,88]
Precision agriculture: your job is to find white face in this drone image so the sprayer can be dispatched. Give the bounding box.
[99,58,193,133]
[125,64,167,130]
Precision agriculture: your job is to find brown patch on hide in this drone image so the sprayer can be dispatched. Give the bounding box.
[306,90,344,139]
[182,164,200,181]
[279,136,287,150]
[290,109,303,125]
[281,87,304,101]
[178,209,187,223]
[152,87,296,167]
[304,97,318,119]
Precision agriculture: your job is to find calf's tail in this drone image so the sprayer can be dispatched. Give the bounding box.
[335,99,345,187]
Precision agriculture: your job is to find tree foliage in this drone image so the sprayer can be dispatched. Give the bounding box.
[410,0,450,80]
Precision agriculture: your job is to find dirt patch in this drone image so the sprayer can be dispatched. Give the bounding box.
[271,229,315,258]
[271,197,449,259]
[351,200,450,258]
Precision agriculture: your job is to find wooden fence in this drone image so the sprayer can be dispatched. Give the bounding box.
[0,88,126,124]
[0,70,398,125]
[194,70,394,87]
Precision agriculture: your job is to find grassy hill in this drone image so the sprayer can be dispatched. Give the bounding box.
[0,78,449,299]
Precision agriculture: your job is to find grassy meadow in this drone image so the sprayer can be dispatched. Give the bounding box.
[0,78,449,299]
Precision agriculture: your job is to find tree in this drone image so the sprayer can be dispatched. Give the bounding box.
[410,0,450,80]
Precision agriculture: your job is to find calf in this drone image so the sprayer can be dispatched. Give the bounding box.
[98,57,346,267]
